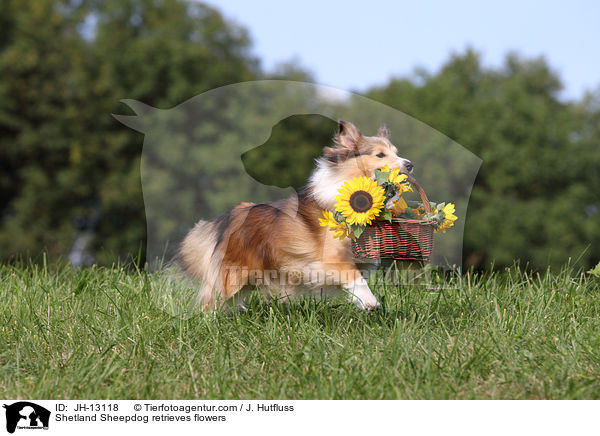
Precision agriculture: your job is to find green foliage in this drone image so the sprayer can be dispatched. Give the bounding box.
[0,1,598,271]
[377,209,393,222]
[1,263,600,398]
[241,114,336,190]
[0,0,258,264]
[350,224,364,239]
[366,49,600,270]
[588,262,600,279]
[374,168,390,185]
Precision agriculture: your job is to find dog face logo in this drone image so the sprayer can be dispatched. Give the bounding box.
[3,402,50,434]
[114,80,481,315]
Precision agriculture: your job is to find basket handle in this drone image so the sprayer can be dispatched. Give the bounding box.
[404,174,432,214]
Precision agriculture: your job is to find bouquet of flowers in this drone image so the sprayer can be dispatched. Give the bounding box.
[319,165,457,241]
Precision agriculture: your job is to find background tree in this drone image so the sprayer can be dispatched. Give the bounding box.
[0,0,93,259]
[367,50,600,269]
[0,1,598,271]
[0,0,259,264]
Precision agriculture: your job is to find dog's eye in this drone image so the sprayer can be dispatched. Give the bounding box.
[376,152,385,158]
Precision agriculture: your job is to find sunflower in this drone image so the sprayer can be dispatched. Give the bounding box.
[380,165,412,193]
[335,177,385,226]
[318,210,349,241]
[411,206,425,218]
[436,203,458,233]
[392,197,408,215]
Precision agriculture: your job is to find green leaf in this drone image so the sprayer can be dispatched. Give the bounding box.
[375,171,390,185]
[588,262,600,278]
[378,210,393,221]
[352,225,365,239]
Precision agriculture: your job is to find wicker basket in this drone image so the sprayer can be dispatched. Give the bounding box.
[351,176,436,262]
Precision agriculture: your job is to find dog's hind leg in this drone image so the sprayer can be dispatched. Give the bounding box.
[222,285,255,313]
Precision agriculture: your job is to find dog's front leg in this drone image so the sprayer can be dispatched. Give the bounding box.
[343,275,380,311]
[320,240,380,310]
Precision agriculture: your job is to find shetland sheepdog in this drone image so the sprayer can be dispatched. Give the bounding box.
[179,121,414,311]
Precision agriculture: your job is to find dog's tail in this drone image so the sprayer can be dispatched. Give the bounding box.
[179,220,223,311]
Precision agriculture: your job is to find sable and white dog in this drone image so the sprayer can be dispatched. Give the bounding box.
[179,121,413,311]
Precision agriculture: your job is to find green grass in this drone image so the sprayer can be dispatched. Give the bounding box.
[1,261,599,399]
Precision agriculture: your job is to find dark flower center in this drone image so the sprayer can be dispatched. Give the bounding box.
[349,190,373,213]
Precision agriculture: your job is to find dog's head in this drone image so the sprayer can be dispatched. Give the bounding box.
[309,121,414,209]
[323,120,413,179]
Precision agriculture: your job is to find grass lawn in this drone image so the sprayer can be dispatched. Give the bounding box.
[1,261,599,399]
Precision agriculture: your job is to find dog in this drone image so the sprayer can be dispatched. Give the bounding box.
[179,120,414,311]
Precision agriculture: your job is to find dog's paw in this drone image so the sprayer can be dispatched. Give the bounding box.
[351,296,380,311]
[345,277,380,311]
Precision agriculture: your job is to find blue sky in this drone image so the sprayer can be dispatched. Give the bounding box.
[208,0,599,101]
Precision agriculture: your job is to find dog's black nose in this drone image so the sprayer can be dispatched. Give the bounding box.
[405,161,414,172]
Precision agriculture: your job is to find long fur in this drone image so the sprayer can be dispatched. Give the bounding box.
[179,121,413,311]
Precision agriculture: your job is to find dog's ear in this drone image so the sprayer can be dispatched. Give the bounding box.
[377,124,390,139]
[335,120,361,150]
